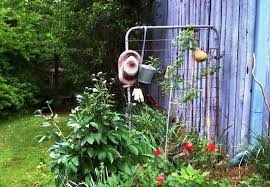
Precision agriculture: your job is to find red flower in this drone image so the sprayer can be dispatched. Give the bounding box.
[182,142,193,152]
[156,176,165,183]
[205,144,216,152]
[153,149,162,156]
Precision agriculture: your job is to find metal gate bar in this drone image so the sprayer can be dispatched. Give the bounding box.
[125,25,221,142]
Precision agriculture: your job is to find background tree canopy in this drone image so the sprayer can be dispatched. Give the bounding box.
[0,0,155,116]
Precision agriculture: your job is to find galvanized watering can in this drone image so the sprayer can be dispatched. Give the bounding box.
[138,64,156,84]
[137,26,156,84]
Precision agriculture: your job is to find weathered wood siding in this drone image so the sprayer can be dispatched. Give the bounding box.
[250,0,270,144]
[152,0,257,155]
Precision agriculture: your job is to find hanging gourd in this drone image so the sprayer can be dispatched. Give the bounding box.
[194,47,208,63]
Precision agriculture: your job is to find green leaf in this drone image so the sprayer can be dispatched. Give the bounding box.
[86,136,95,145]
[71,156,79,166]
[108,134,118,144]
[69,162,78,173]
[81,138,87,146]
[87,148,94,157]
[128,145,139,155]
[49,151,59,159]
[122,164,132,175]
[98,151,106,160]
[41,121,51,127]
[141,153,155,159]
[107,152,114,164]
[68,122,80,129]
[94,133,102,144]
[90,122,98,129]
[108,148,121,158]
[38,135,48,143]
[121,133,130,144]
[112,115,121,124]
[111,132,122,140]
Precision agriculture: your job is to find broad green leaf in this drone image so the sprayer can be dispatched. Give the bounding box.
[98,151,106,160]
[128,145,138,155]
[111,132,121,140]
[107,152,114,164]
[87,148,94,157]
[108,134,118,144]
[108,148,121,158]
[71,156,79,166]
[90,122,98,129]
[69,162,78,173]
[122,164,132,175]
[86,136,95,145]
[49,151,60,159]
[94,133,102,144]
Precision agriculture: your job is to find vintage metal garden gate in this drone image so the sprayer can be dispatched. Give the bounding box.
[125,25,222,151]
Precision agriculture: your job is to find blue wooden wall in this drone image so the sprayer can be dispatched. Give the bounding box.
[151,0,265,155]
[250,0,270,144]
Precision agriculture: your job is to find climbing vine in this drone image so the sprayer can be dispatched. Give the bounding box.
[160,28,199,103]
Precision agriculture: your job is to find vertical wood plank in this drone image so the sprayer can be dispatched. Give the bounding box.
[149,0,258,156]
[237,0,248,147]
[250,0,270,143]
[228,0,240,155]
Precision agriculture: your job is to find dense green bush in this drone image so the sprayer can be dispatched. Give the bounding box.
[0,0,58,115]
[37,74,153,186]
[133,104,166,146]
[0,0,156,115]
[0,76,37,116]
[55,0,156,89]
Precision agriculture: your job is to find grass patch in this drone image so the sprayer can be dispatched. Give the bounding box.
[0,114,68,187]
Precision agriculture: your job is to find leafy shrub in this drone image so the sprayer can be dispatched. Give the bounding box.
[133,104,166,146]
[93,163,231,187]
[248,135,270,179]
[240,174,270,187]
[37,73,153,186]
[0,76,37,117]
[166,126,220,170]
[55,0,156,89]
[166,165,230,187]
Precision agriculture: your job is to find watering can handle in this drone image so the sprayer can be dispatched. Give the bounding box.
[140,26,147,64]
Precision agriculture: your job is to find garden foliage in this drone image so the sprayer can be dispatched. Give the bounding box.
[0,76,37,116]
[0,0,58,115]
[0,0,156,116]
[248,134,270,179]
[37,74,153,186]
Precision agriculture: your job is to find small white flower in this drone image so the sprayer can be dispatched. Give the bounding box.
[76,94,83,103]
[132,88,144,102]
[92,88,98,92]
